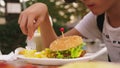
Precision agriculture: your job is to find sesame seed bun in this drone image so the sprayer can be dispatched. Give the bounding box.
[50,36,83,51]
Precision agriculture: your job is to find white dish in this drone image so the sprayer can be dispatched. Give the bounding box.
[17,47,107,65]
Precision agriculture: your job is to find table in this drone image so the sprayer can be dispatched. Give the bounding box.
[0,60,60,68]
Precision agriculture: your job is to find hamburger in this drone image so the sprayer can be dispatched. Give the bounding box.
[49,35,86,59]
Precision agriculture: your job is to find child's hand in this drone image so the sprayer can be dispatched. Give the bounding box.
[18,3,49,39]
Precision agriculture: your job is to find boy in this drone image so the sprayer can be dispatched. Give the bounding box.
[18,0,120,62]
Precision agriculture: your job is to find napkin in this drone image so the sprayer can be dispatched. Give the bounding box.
[0,51,17,61]
[26,37,36,50]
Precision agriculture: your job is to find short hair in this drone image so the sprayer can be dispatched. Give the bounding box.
[64,0,76,3]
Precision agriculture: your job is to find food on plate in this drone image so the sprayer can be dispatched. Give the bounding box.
[19,49,50,58]
[49,35,86,58]
[18,35,86,59]
[22,49,37,58]
[19,49,26,55]
[59,61,120,68]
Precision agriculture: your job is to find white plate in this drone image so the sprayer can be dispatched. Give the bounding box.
[17,47,107,65]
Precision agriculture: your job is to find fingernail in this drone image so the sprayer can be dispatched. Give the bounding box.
[28,36,31,40]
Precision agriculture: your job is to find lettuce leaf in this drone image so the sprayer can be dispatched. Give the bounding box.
[53,42,86,58]
[69,42,86,58]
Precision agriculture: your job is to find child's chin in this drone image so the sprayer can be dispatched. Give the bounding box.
[91,10,104,15]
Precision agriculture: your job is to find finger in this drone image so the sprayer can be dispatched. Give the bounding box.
[18,13,23,24]
[18,12,26,24]
[27,15,35,39]
[20,14,28,35]
[34,17,44,30]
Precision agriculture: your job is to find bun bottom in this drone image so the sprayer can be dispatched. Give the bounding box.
[80,50,86,57]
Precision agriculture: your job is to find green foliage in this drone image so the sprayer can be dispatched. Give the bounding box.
[0,19,26,54]
[0,12,4,17]
[37,0,88,24]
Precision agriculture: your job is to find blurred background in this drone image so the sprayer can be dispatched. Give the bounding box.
[0,0,89,54]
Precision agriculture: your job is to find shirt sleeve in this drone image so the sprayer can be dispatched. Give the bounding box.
[74,12,102,40]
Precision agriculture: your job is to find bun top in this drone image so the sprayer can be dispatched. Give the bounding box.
[50,36,83,51]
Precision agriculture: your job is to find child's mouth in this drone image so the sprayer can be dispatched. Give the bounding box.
[87,4,95,9]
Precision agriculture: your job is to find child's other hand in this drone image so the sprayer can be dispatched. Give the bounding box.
[18,3,49,39]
